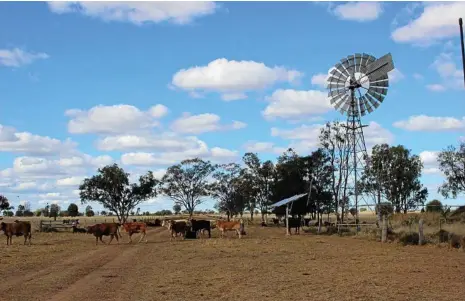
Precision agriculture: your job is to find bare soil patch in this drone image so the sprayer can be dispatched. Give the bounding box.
[1,225,464,301]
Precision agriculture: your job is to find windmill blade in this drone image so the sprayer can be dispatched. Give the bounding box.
[347,55,356,76]
[363,95,379,110]
[327,82,346,90]
[329,88,347,97]
[371,80,389,88]
[359,53,376,74]
[370,86,388,96]
[334,62,350,78]
[327,73,347,87]
[340,58,353,77]
[354,53,362,73]
[339,97,352,113]
[364,94,380,109]
[364,96,374,113]
[366,89,385,103]
[334,94,349,110]
[370,74,389,85]
[329,66,348,82]
[329,91,347,105]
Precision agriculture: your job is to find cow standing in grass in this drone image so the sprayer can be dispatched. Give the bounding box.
[1,221,32,245]
[216,219,245,239]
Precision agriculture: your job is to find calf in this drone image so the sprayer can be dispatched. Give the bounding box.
[1,221,32,245]
[86,223,121,245]
[72,226,87,234]
[216,219,245,239]
[190,219,211,238]
[121,222,148,243]
[165,220,188,241]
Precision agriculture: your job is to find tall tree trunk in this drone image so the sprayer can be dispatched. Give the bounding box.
[376,189,382,228]
[250,209,254,221]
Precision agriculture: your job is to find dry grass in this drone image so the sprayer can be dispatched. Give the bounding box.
[1,224,465,301]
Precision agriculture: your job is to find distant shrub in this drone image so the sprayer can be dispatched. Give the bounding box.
[425,200,443,213]
[360,208,367,212]
[23,210,34,217]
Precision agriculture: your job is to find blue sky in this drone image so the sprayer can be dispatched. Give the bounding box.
[0,1,464,213]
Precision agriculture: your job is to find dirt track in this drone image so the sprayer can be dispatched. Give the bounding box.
[1,226,465,301]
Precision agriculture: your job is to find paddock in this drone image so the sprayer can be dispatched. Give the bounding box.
[1,223,464,301]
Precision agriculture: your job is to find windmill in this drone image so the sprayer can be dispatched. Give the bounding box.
[326,53,394,227]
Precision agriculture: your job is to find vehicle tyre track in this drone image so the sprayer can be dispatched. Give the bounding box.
[46,227,169,301]
[1,227,166,301]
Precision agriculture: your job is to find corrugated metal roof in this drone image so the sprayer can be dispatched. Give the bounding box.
[269,193,308,208]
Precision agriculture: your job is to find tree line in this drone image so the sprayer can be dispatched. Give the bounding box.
[1,121,464,223]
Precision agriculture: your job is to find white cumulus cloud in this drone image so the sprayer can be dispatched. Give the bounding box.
[171,58,303,100]
[0,124,76,156]
[66,104,168,135]
[262,89,332,121]
[47,1,218,25]
[0,48,49,67]
[391,2,465,45]
[170,113,247,134]
[311,73,328,88]
[393,115,465,132]
[419,151,441,175]
[427,52,463,91]
[330,2,384,22]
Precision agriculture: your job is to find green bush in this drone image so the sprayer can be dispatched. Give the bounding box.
[425,200,442,213]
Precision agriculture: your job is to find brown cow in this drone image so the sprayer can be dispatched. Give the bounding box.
[86,223,121,245]
[1,221,32,245]
[164,220,187,241]
[121,222,148,243]
[216,219,245,239]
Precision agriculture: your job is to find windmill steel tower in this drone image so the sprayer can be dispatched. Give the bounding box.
[326,53,394,227]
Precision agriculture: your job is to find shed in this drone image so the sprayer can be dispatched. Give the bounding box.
[270,193,308,235]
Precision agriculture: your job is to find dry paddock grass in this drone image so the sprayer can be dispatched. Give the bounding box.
[1,223,465,301]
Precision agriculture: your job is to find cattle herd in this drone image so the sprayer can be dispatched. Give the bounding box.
[2,216,465,251]
[0,217,246,246]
